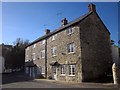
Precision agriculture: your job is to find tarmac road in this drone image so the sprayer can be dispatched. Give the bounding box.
[2,72,120,89]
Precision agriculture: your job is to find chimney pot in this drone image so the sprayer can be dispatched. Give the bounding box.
[45,29,50,35]
[61,18,68,26]
[88,3,96,12]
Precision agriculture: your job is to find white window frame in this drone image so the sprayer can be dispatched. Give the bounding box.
[69,64,76,76]
[40,50,45,59]
[66,28,73,35]
[33,44,36,48]
[32,53,36,60]
[60,65,65,75]
[41,40,45,45]
[51,35,55,41]
[51,34,57,41]
[67,43,75,54]
[51,47,57,56]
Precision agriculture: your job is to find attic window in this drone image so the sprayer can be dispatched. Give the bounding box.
[34,44,36,48]
[51,34,57,41]
[41,40,45,44]
[66,27,74,35]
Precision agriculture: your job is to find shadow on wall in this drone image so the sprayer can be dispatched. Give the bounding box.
[119,69,120,83]
[2,72,34,84]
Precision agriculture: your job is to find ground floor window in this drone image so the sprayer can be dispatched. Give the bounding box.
[60,65,65,75]
[69,64,76,75]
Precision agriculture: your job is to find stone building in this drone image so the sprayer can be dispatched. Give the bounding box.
[0,45,5,73]
[25,3,113,82]
[0,44,12,73]
[111,45,119,67]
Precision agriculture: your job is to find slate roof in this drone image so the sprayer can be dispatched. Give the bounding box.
[26,11,110,47]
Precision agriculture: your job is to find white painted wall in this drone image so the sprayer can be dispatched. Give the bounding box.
[111,45,119,66]
[0,56,5,73]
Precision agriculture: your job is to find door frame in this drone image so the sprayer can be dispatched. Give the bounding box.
[52,66,57,80]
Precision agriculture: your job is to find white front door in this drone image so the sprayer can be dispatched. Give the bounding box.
[52,66,57,80]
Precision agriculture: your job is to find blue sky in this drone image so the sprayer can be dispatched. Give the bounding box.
[2,2,118,45]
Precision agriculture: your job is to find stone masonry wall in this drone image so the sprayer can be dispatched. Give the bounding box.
[25,12,113,82]
[79,12,113,81]
[46,26,82,82]
[25,41,46,76]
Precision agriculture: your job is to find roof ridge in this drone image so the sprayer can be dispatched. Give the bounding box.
[26,11,93,47]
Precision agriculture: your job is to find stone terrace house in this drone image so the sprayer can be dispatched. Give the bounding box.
[0,44,13,73]
[25,3,113,82]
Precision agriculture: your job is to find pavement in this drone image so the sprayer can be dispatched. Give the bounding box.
[1,72,120,89]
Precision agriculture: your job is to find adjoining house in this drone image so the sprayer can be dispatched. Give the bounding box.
[111,45,120,68]
[0,43,12,73]
[25,3,113,82]
[0,45,5,73]
[0,44,5,73]
[0,56,5,73]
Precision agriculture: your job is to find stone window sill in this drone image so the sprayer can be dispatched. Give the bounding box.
[68,75,75,76]
[60,74,65,76]
[67,32,74,35]
[40,57,45,59]
[52,55,57,57]
[68,52,75,54]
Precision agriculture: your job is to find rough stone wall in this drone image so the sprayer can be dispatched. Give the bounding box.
[46,26,82,82]
[25,12,113,82]
[79,12,113,81]
[25,41,46,76]
[25,46,32,62]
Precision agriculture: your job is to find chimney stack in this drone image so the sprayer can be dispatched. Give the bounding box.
[61,18,68,26]
[45,29,50,35]
[88,3,96,12]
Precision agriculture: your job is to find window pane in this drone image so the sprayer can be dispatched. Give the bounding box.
[41,50,45,59]
[69,65,71,75]
[72,67,75,75]
[66,28,73,35]
[61,65,65,74]
[69,65,75,75]
[41,40,45,44]
[51,47,57,56]
[67,43,75,53]
[34,44,36,48]
[51,34,57,41]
